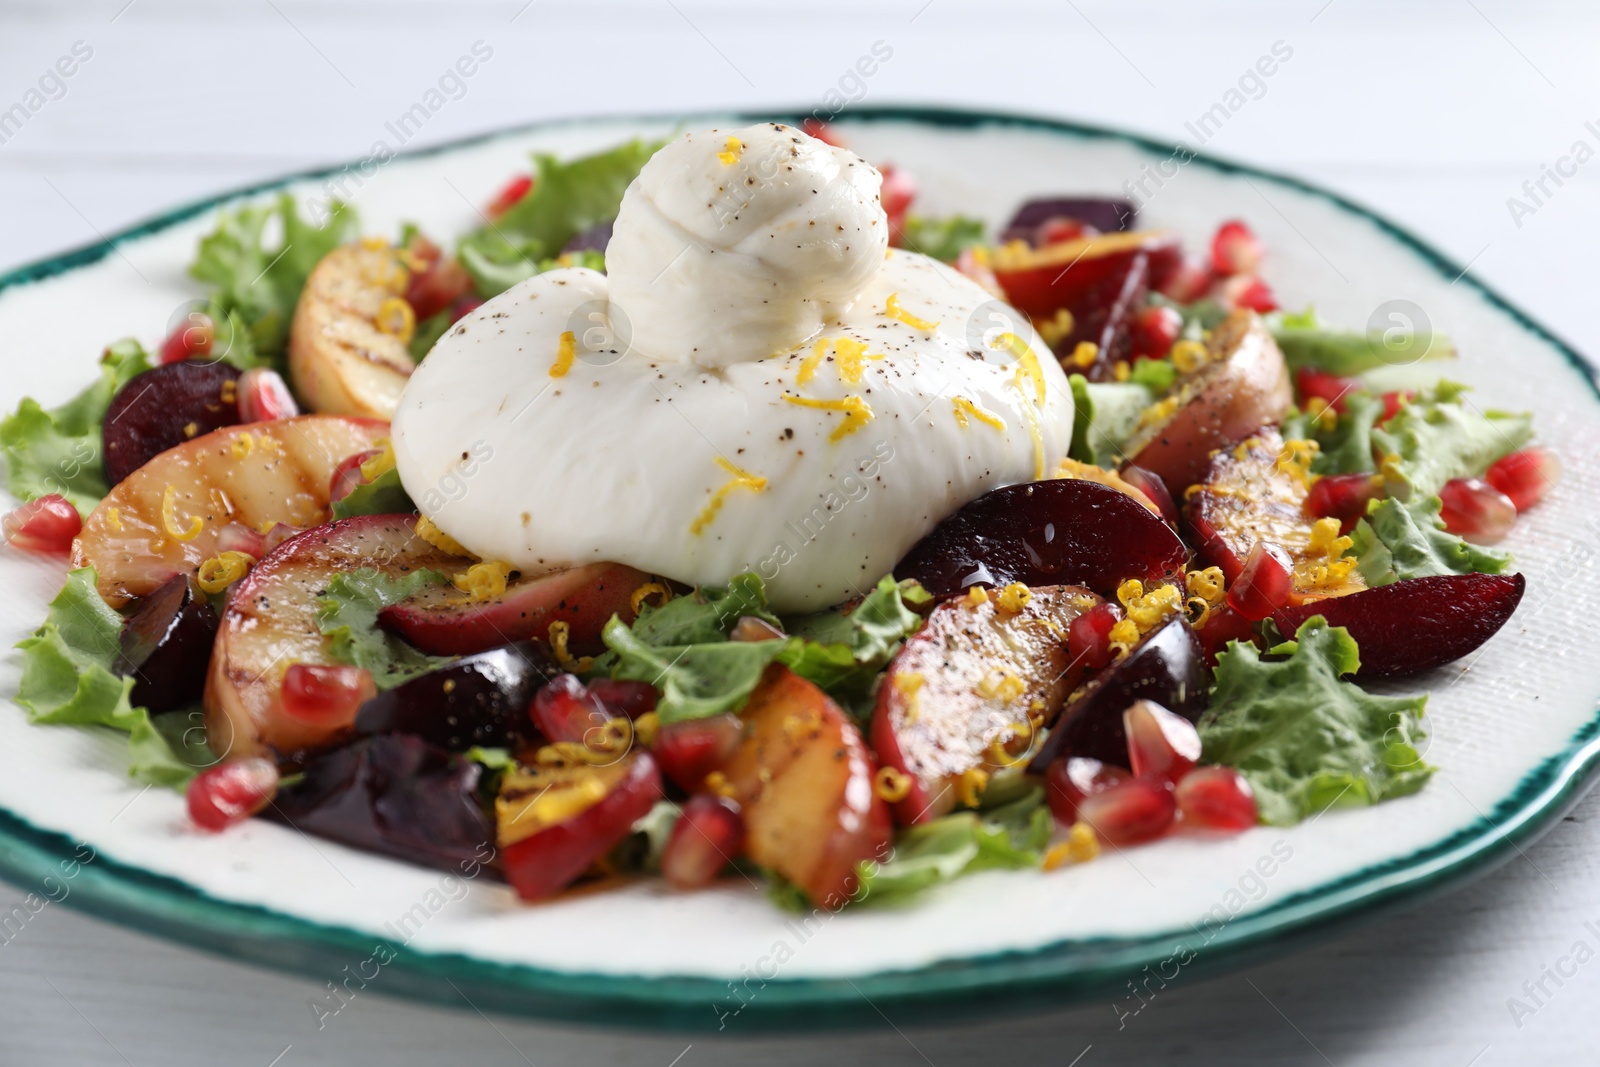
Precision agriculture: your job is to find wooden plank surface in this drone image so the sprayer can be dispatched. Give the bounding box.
[2,2,1598,1063]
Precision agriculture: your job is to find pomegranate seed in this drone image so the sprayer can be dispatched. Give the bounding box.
[1119,463,1179,524]
[487,174,533,220]
[1196,603,1255,666]
[328,449,380,503]
[1128,305,1182,361]
[1036,217,1093,246]
[1379,390,1414,423]
[1219,274,1278,313]
[2,494,82,555]
[187,758,279,832]
[530,674,612,745]
[1226,541,1293,621]
[238,368,299,423]
[1157,254,1214,304]
[261,522,306,555]
[1295,367,1360,413]
[800,118,846,147]
[1176,765,1258,831]
[1438,477,1517,544]
[281,663,373,725]
[215,521,266,560]
[1067,602,1120,671]
[1487,447,1561,511]
[1045,756,1131,825]
[651,713,744,793]
[1077,778,1178,845]
[449,295,484,323]
[1210,220,1263,276]
[160,313,215,364]
[661,794,747,889]
[1123,699,1202,783]
[1306,472,1383,532]
[879,164,917,245]
[586,679,657,720]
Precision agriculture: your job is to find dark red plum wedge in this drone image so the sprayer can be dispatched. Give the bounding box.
[352,641,558,751]
[895,478,1187,601]
[114,574,219,713]
[1273,573,1526,677]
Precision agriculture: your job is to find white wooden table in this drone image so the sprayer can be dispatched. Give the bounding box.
[3,1,1598,1063]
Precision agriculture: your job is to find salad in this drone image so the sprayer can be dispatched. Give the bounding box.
[0,120,1556,911]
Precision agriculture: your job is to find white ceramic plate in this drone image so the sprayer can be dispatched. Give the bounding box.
[1,108,1597,1030]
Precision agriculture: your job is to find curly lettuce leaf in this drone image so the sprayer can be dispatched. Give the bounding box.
[17,568,210,787]
[316,567,452,688]
[1270,306,1456,376]
[189,193,357,368]
[898,215,985,263]
[854,787,1053,905]
[1068,374,1153,467]
[1372,381,1532,500]
[1310,391,1383,475]
[0,339,151,515]
[1199,617,1433,825]
[602,573,925,723]
[457,139,659,298]
[1350,495,1511,586]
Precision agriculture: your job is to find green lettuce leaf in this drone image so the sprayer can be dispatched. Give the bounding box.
[779,575,927,715]
[630,572,778,646]
[603,618,785,724]
[1129,358,1177,395]
[457,139,659,298]
[1310,391,1382,475]
[1350,495,1512,586]
[1199,617,1434,825]
[17,568,210,787]
[316,568,452,688]
[898,215,985,262]
[1371,381,1532,500]
[1271,317,1455,376]
[854,788,1053,905]
[1067,374,1152,467]
[330,466,416,520]
[0,339,151,514]
[189,193,357,368]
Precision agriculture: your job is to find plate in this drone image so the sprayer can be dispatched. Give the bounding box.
[1,107,1597,1032]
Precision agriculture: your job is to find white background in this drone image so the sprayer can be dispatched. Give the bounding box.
[2,0,1599,1063]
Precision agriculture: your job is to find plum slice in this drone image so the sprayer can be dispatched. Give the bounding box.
[379,561,646,658]
[271,734,493,873]
[1028,615,1206,773]
[1000,197,1138,244]
[1185,424,1366,604]
[205,513,479,764]
[352,642,558,751]
[113,574,219,712]
[498,751,663,901]
[1272,573,1526,677]
[102,360,241,486]
[74,415,389,607]
[873,585,1102,825]
[895,478,1187,601]
[717,666,892,907]
[1125,309,1293,497]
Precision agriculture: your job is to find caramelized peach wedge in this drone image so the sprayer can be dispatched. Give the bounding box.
[288,240,419,419]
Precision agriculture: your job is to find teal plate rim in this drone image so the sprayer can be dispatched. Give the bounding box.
[0,104,1596,1033]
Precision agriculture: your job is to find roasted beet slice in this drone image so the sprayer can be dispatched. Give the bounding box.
[895,479,1187,600]
[1272,573,1526,677]
[270,735,493,873]
[1029,615,1206,773]
[102,360,241,486]
[352,642,558,751]
[113,574,219,712]
[1001,197,1137,244]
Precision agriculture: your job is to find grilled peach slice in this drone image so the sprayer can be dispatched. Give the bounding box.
[1185,424,1365,604]
[204,514,475,764]
[872,584,1102,825]
[1125,309,1293,496]
[716,665,891,908]
[72,416,387,606]
[289,242,417,419]
[379,561,648,657]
